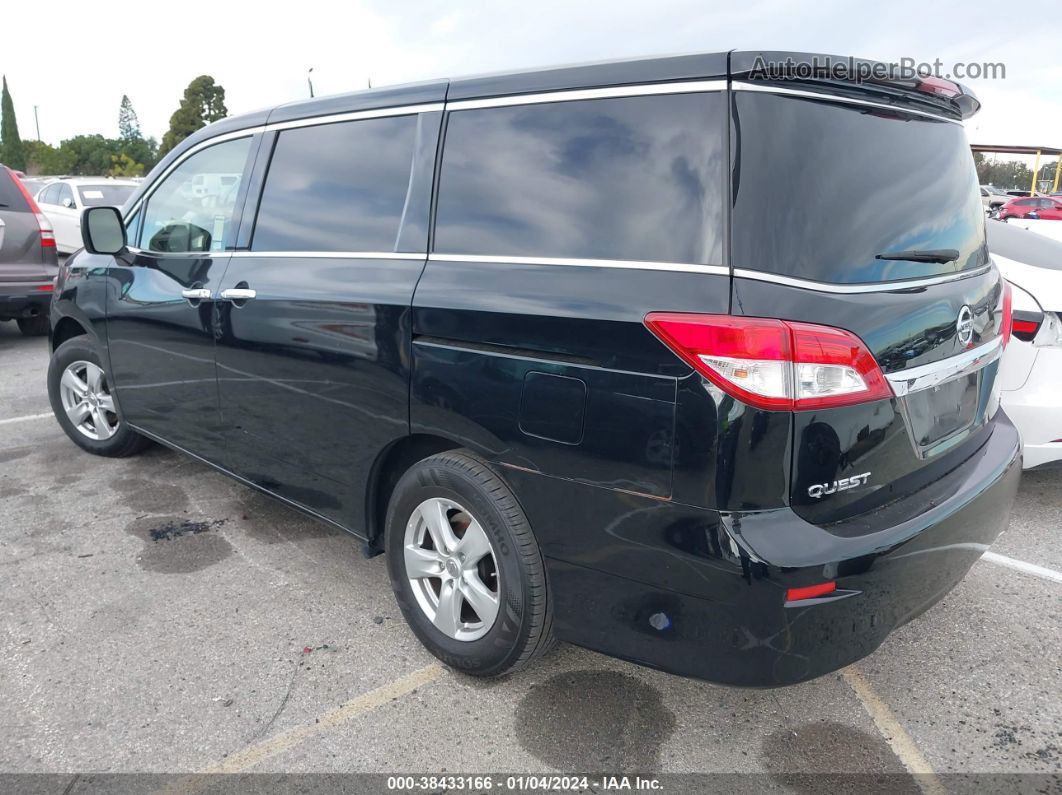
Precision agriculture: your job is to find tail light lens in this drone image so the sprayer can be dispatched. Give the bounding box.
[6,168,56,248]
[644,313,893,411]
[916,76,961,98]
[1000,282,1013,348]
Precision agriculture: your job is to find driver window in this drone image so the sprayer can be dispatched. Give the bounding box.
[141,137,252,254]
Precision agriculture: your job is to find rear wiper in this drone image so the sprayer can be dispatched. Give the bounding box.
[875,248,959,264]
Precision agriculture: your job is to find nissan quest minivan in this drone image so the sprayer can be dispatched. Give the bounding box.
[48,51,1021,686]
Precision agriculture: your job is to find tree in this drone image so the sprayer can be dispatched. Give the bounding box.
[22,140,70,175]
[0,75,26,171]
[109,152,145,177]
[118,94,142,142]
[158,76,228,157]
[58,135,121,176]
[974,152,1033,191]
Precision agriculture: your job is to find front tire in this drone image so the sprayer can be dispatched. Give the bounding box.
[47,337,150,457]
[385,450,554,677]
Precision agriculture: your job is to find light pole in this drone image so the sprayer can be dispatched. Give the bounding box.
[307,67,315,99]
[33,105,40,140]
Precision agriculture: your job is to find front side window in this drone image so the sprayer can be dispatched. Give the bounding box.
[140,137,252,254]
[38,183,60,206]
[434,93,726,264]
[56,183,75,207]
[251,116,417,252]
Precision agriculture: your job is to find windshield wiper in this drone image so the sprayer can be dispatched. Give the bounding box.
[875,248,959,264]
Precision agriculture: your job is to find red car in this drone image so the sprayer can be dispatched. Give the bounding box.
[997,196,1062,220]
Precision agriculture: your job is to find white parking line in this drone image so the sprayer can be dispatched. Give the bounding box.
[981,551,1062,584]
[842,665,945,795]
[202,663,444,774]
[0,412,52,426]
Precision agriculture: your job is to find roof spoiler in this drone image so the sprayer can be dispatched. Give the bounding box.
[729,51,981,120]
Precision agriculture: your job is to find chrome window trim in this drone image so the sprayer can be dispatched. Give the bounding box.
[731,81,961,124]
[428,253,729,276]
[264,102,444,133]
[229,250,426,260]
[446,79,727,112]
[884,336,1003,397]
[732,264,992,294]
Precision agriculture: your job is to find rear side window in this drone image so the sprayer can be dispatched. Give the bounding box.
[732,94,987,284]
[251,116,417,252]
[434,93,726,264]
[0,169,30,211]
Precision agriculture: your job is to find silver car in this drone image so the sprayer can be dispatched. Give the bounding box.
[0,166,59,336]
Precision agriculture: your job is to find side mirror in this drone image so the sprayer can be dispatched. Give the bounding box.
[62,197,75,209]
[81,206,127,255]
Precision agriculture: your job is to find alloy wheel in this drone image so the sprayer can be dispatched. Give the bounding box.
[59,360,120,441]
[403,497,500,642]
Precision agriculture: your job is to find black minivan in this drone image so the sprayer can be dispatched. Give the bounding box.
[49,51,1021,686]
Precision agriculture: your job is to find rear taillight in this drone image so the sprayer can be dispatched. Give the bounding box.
[644,313,893,411]
[6,168,56,248]
[1000,282,1013,348]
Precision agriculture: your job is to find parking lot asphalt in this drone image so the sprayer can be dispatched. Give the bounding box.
[1,318,1059,790]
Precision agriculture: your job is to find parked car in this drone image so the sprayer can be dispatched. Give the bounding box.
[19,176,56,198]
[47,50,1020,687]
[980,184,1008,211]
[0,165,58,335]
[988,220,1062,469]
[997,196,1062,221]
[1006,190,1034,198]
[35,178,138,253]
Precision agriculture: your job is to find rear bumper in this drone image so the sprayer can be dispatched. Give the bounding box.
[0,281,53,320]
[519,413,1021,686]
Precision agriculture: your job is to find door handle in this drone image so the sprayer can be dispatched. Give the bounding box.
[181,288,212,300]
[219,288,257,301]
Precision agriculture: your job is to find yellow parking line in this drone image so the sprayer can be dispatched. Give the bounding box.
[204,663,444,774]
[842,665,945,795]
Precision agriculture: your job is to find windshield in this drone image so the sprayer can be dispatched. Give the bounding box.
[732,94,987,284]
[78,184,136,207]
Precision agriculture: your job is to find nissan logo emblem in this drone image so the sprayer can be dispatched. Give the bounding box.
[956,305,974,346]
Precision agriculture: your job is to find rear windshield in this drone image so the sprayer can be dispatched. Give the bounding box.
[0,169,30,211]
[732,94,987,284]
[78,184,136,207]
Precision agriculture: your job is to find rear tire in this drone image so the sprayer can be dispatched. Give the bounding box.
[17,315,49,336]
[385,450,555,677]
[47,337,150,457]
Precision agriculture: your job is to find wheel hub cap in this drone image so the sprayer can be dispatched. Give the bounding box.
[58,360,120,442]
[403,497,501,642]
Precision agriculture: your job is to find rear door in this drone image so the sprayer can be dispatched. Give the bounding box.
[212,108,441,526]
[105,135,257,457]
[728,84,1005,525]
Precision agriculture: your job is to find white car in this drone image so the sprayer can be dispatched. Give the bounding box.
[988,219,1062,468]
[35,178,138,253]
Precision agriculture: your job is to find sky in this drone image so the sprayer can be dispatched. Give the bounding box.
[3,0,1061,167]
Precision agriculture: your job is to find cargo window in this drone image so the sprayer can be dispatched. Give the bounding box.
[251,116,418,252]
[731,94,987,284]
[434,93,726,264]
